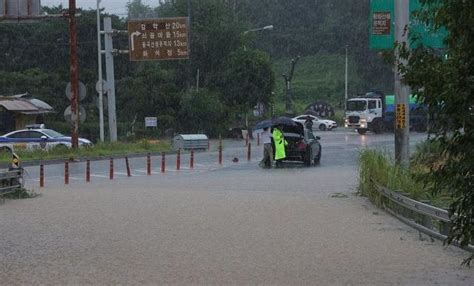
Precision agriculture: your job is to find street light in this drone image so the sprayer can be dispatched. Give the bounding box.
[242,25,273,51]
[243,25,274,35]
[241,25,274,128]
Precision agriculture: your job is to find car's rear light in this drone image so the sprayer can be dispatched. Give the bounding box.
[297,141,307,150]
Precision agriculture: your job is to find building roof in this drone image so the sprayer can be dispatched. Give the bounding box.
[0,93,54,114]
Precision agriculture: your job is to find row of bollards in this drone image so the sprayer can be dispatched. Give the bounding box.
[38,138,254,188]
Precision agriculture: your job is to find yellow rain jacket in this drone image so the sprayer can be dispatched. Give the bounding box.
[272,128,287,160]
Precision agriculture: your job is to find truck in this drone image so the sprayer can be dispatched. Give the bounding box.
[344,91,427,135]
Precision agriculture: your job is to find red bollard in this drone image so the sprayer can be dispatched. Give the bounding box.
[247,142,251,161]
[176,149,181,170]
[147,153,151,176]
[109,158,114,180]
[218,138,223,165]
[257,133,260,146]
[64,161,69,185]
[161,152,166,173]
[190,149,194,169]
[125,157,131,177]
[86,160,90,182]
[39,164,44,188]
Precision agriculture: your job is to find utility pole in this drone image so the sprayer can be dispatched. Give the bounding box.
[96,0,104,142]
[394,0,410,166]
[104,17,117,142]
[344,45,348,110]
[69,0,79,148]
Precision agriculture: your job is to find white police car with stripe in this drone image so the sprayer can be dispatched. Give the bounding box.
[0,124,92,151]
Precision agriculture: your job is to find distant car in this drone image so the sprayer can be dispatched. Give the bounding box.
[292,114,337,131]
[0,124,93,151]
[280,121,322,166]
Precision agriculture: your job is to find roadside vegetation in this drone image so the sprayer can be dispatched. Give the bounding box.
[360,0,473,266]
[358,140,452,210]
[0,140,171,165]
[1,188,38,200]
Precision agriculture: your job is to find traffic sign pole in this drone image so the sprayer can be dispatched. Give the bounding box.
[97,0,105,142]
[104,17,118,142]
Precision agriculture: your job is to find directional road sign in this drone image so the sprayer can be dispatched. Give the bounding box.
[128,17,189,61]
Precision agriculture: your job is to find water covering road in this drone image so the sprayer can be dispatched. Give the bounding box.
[1,130,472,285]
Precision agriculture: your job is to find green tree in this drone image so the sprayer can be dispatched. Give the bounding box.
[221,49,275,118]
[178,88,228,136]
[402,0,474,266]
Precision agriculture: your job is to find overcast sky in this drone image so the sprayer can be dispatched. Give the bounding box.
[41,1,159,16]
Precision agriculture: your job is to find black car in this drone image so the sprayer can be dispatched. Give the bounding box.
[279,121,322,166]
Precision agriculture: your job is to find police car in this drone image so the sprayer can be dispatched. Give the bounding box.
[0,124,93,151]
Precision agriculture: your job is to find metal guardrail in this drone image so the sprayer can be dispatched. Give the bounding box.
[374,183,474,253]
[0,169,23,202]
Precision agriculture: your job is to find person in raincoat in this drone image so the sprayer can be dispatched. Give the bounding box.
[272,125,287,167]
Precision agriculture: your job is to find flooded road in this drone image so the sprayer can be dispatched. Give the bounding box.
[1,131,472,285]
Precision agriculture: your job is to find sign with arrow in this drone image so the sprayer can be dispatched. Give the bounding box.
[128,17,189,61]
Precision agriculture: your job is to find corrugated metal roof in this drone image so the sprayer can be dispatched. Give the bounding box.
[0,99,38,111]
[29,98,53,110]
[0,94,54,113]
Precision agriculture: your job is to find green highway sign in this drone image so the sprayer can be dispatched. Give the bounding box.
[369,0,447,50]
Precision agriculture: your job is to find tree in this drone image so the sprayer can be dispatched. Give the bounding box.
[178,88,228,136]
[402,0,474,266]
[220,49,275,121]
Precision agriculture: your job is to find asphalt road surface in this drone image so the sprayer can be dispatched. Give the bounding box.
[1,130,473,285]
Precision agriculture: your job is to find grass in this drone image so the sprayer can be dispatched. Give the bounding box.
[272,53,364,113]
[1,188,39,200]
[0,140,171,165]
[358,142,452,209]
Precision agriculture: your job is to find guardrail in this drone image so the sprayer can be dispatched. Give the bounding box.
[0,168,24,203]
[374,183,474,253]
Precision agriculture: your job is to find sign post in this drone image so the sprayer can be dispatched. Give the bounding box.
[128,17,189,61]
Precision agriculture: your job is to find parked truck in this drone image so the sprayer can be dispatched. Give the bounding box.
[344,91,427,135]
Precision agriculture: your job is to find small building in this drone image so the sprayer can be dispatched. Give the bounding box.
[0,93,54,134]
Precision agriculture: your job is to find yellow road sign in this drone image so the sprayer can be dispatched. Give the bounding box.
[396,103,406,129]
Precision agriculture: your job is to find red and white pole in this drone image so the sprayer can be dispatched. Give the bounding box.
[109,158,114,180]
[147,153,151,175]
[125,157,131,177]
[218,136,223,165]
[247,143,251,161]
[161,152,166,173]
[39,164,44,188]
[64,161,69,185]
[86,160,90,182]
[176,149,181,170]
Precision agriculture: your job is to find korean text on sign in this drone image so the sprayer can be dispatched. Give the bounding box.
[128,17,189,61]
